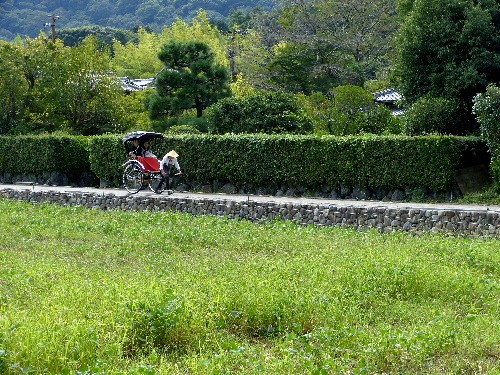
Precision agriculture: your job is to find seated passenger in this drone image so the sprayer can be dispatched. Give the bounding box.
[129,140,156,159]
[128,139,143,159]
[143,141,156,158]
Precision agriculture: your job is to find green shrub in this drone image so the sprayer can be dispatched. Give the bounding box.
[206,91,314,134]
[151,114,209,134]
[490,159,500,191]
[295,92,333,135]
[472,84,500,187]
[355,104,396,135]
[140,134,482,192]
[403,96,461,135]
[167,125,202,134]
[180,115,210,133]
[383,113,404,135]
[473,84,500,158]
[150,117,177,134]
[329,85,375,135]
[297,87,400,136]
[0,133,484,194]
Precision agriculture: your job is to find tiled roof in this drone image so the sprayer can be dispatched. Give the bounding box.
[374,88,403,103]
[120,77,155,91]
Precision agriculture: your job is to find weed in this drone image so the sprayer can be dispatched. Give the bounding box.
[123,292,192,357]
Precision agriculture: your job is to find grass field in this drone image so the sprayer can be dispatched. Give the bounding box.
[0,198,498,374]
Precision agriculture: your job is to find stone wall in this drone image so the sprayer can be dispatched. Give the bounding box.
[2,188,499,237]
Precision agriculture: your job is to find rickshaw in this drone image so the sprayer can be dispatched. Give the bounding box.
[122,131,167,194]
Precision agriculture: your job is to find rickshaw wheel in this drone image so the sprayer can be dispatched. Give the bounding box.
[123,163,144,194]
[148,173,165,194]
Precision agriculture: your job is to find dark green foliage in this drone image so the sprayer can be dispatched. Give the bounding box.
[473,84,500,158]
[57,26,138,48]
[403,97,461,135]
[395,0,500,134]
[150,115,207,134]
[0,39,54,135]
[85,134,484,193]
[268,43,330,94]
[361,105,401,135]
[0,134,485,194]
[249,0,398,94]
[205,91,314,134]
[205,98,243,134]
[146,41,231,119]
[473,84,500,187]
[328,85,394,135]
[490,159,500,191]
[0,37,131,136]
[173,134,484,192]
[297,91,402,136]
[167,125,203,135]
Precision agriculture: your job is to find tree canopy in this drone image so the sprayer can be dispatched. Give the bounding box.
[111,11,229,79]
[4,0,500,139]
[394,0,500,134]
[0,36,131,135]
[145,40,231,120]
[232,0,398,94]
[206,90,313,134]
[0,0,275,42]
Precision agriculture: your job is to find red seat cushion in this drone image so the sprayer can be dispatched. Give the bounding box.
[137,156,160,172]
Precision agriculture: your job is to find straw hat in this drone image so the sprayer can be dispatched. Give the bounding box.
[166,150,179,158]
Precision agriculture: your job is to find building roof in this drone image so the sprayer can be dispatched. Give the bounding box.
[374,88,405,116]
[120,77,155,92]
[374,88,403,103]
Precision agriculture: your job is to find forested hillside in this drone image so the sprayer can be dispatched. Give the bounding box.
[0,0,275,41]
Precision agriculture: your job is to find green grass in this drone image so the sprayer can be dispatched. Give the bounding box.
[0,198,499,374]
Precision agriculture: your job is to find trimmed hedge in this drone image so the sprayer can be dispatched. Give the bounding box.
[89,133,487,192]
[0,135,90,175]
[0,134,488,193]
[182,134,486,191]
[88,135,126,187]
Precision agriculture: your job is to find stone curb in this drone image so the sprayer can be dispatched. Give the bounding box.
[1,187,500,237]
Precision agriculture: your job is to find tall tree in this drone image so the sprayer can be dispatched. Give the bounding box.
[394,0,500,134]
[0,40,30,134]
[112,27,164,78]
[231,28,276,90]
[146,40,231,119]
[111,11,229,79]
[0,37,60,134]
[239,0,398,93]
[0,35,130,135]
[42,36,127,135]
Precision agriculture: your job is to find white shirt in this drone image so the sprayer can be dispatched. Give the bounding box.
[160,155,181,172]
